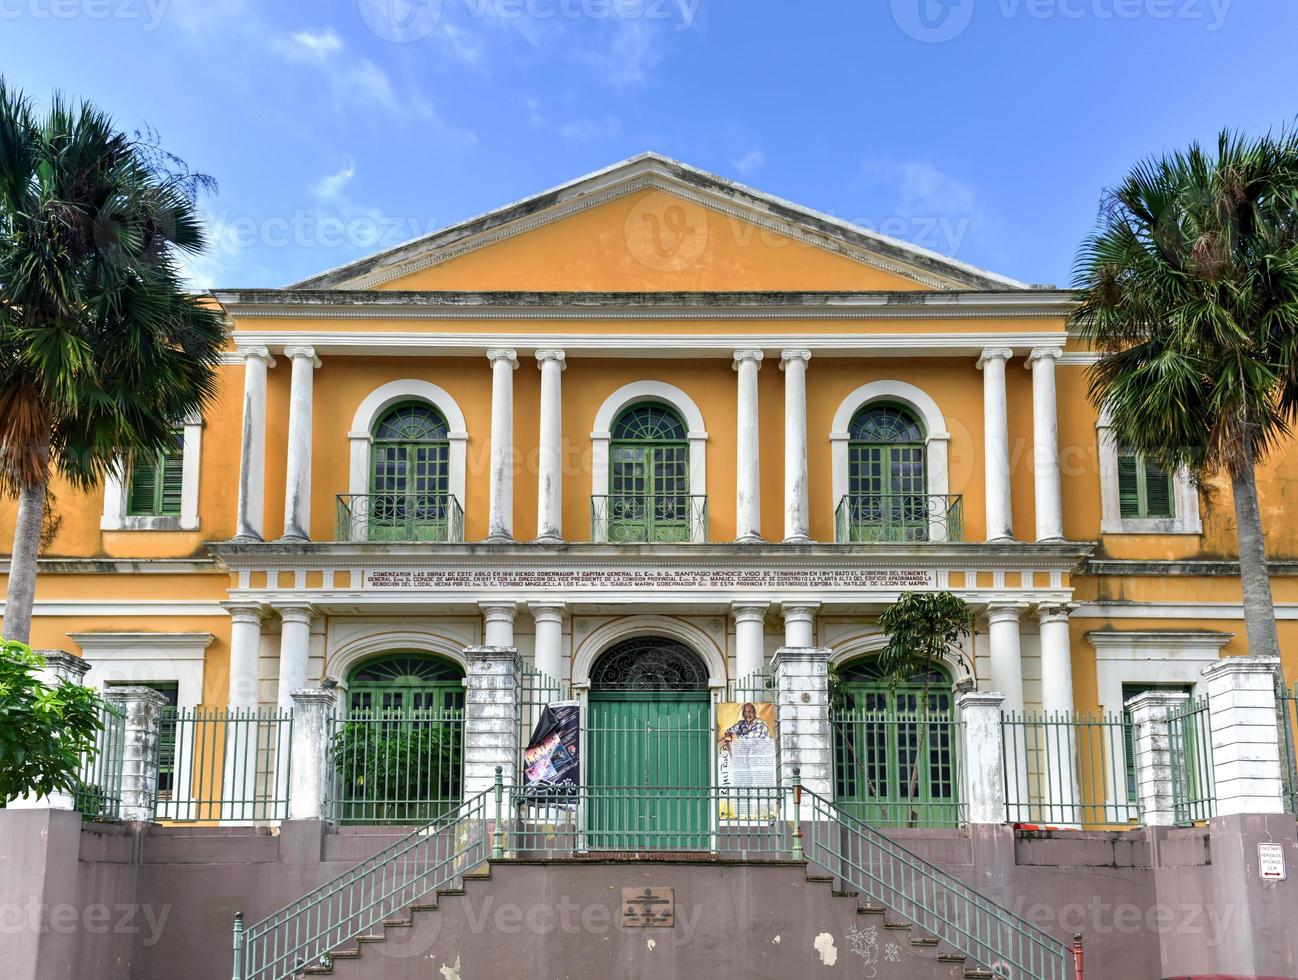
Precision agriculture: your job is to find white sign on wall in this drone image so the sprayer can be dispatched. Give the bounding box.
[1259,842,1287,882]
[362,567,937,591]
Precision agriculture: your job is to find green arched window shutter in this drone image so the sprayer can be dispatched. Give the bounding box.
[845,404,927,541]
[368,403,450,539]
[1117,448,1175,518]
[608,402,690,542]
[127,430,184,516]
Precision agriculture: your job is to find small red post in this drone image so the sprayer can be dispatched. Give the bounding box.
[1071,933,1084,980]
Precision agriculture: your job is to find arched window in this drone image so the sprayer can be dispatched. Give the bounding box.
[590,636,710,691]
[367,403,451,540]
[607,402,692,543]
[843,403,928,542]
[347,653,465,716]
[831,657,959,828]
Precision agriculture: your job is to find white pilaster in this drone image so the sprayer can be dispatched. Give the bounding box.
[987,603,1027,811]
[9,652,90,810]
[487,348,518,542]
[1027,347,1064,541]
[280,346,320,541]
[463,646,521,797]
[772,646,832,796]
[530,603,565,681]
[481,602,517,649]
[780,350,811,543]
[1038,604,1079,826]
[977,347,1014,542]
[287,688,337,822]
[733,350,764,543]
[958,691,1007,825]
[1202,656,1286,816]
[275,606,314,712]
[105,686,167,823]
[534,350,566,542]
[732,603,768,680]
[1126,690,1190,827]
[225,603,264,711]
[780,603,818,649]
[235,347,275,541]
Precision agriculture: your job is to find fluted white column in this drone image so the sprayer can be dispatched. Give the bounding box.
[225,603,264,711]
[977,347,1014,541]
[733,349,764,543]
[1038,604,1079,825]
[535,350,566,542]
[275,606,314,712]
[281,346,320,541]
[235,347,275,541]
[988,603,1028,812]
[780,350,811,543]
[487,349,518,542]
[1027,346,1064,541]
[781,603,818,649]
[733,602,768,679]
[481,602,517,648]
[530,603,565,681]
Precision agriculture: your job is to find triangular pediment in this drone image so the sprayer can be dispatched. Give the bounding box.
[292,153,1026,293]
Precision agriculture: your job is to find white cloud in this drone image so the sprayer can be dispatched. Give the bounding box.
[273,28,344,64]
[732,148,765,176]
[523,97,622,142]
[313,159,356,201]
[858,156,1003,260]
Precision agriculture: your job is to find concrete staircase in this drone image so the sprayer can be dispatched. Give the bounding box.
[296,858,999,979]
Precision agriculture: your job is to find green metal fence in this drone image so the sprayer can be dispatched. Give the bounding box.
[233,788,490,980]
[1279,684,1298,815]
[334,492,464,542]
[833,493,964,543]
[154,707,293,822]
[802,788,1070,980]
[727,665,775,703]
[518,664,572,773]
[832,710,964,828]
[1168,697,1216,825]
[507,784,793,855]
[74,701,126,821]
[591,493,707,542]
[328,706,465,824]
[1002,711,1137,827]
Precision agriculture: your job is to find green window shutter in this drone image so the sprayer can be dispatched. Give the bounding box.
[159,443,184,516]
[1143,457,1175,518]
[127,454,159,515]
[1116,450,1141,518]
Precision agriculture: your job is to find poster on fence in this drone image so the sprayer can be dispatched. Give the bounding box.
[717,702,779,820]
[522,700,580,808]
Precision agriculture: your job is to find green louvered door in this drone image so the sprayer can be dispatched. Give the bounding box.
[587,691,710,850]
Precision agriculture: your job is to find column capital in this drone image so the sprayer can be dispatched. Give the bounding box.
[528,602,567,624]
[1201,655,1282,684]
[976,347,1014,370]
[463,644,522,665]
[487,348,519,369]
[480,601,518,621]
[534,349,567,368]
[238,345,276,368]
[1025,345,1063,368]
[1124,688,1191,718]
[779,602,820,618]
[289,687,338,707]
[732,349,765,369]
[222,601,267,625]
[104,684,169,710]
[36,649,91,684]
[779,349,811,368]
[283,345,321,368]
[275,604,316,626]
[731,602,769,623]
[986,603,1024,625]
[1036,603,1076,625]
[956,690,1006,713]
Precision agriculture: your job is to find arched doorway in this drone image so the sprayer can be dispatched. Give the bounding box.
[831,658,960,828]
[367,402,453,540]
[334,653,465,823]
[587,636,711,849]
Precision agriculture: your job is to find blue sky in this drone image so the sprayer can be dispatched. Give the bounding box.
[2,0,1295,288]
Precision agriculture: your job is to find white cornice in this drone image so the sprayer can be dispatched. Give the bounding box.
[69,632,216,657]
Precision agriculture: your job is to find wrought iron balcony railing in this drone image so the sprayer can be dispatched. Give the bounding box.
[335,493,464,543]
[591,493,707,543]
[834,493,963,543]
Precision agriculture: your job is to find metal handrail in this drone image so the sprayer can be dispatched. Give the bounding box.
[590,493,707,542]
[800,787,1070,980]
[335,492,464,542]
[233,787,491,980]
[834,493,964,543]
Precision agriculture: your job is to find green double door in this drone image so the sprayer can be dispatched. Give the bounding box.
[587,691,710,849]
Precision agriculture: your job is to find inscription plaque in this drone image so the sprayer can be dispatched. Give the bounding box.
[363,567,936,591]
[621,887,675,928]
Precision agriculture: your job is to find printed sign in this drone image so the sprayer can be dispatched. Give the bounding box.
[717,701,779,820]
[1259,842,1287,881]
[522,700,580,808]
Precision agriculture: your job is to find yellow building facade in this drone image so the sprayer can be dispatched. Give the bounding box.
[3,153,1296,822]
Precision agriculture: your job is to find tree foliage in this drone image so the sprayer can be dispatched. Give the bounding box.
[876,591,974,684]
[0,639,105,804]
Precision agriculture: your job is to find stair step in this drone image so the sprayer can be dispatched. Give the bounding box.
[437,888,466,897]
[831,890,859,898]
[300,968,332,977]
[910,937,939,947]
[410,903,439,912]
[884,922,912,931]
[464,864,492,879]
[938,954,968,964]
[355,934,385,944]
[805,874,834,883]
[964,971,997,979]
[857,907,886,916]
[331,950,360,960]
[383,918,413,929]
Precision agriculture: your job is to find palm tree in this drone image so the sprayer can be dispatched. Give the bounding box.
[0,82,225,643]
[1070,130,1298,660]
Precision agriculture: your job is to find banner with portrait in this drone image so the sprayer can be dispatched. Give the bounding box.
[717,701,779,820]
[522,700,580,809]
